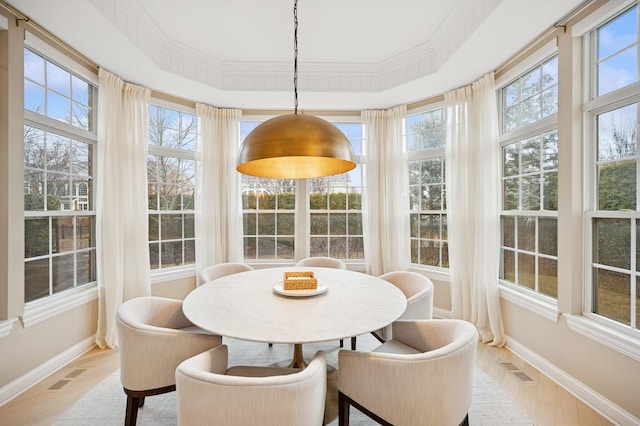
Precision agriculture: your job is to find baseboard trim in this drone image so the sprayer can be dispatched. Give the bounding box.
[0,334,96,407]
[506,336,639,426]
[433,307,451,319]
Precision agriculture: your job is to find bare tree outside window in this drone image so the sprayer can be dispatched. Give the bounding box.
[407,109,448,268]
[148,105,197,270]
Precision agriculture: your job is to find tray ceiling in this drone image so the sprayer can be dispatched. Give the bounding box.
[6,0,585,109]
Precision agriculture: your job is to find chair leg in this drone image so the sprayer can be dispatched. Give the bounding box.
[339,392,393,426]
[350,336,356,350]
[123,385,175,426]
[125,394,140,426]
[338,391,350,426]
[370,330,386,343]
[268,343,273,347]
[339,339,344,348]
[459,413,470,426]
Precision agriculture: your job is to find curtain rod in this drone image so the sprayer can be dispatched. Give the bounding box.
[495,0,604,79]
[0,0,98,73]
[555,0,599,27]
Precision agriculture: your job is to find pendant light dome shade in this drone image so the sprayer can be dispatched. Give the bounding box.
[236,114,356,179]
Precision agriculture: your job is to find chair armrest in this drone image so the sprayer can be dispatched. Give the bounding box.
[400,291,433,320]
[338,349,441,424]
[117,318,221,391]
[338,334,476,426]
[392,319,477,353]
[179,344,229,377]
[177,351,327,426]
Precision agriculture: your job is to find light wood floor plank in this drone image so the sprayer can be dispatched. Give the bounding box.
[0,341,613,426]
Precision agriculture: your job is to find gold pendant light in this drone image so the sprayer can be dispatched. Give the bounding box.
[236,0,356,179]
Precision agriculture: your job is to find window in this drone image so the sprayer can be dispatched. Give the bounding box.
[309,123,364,260]
[407,108,448,268]
[147,104,197,270]
[586,4,640,331]
[499,55,559,298]
[240,119,364,262]
[240,121,296,261]
[23,48,97,303]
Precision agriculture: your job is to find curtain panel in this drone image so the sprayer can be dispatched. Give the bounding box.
[444,72,505,346]
[194,104,243,283]
[362,105,410,276]
[95,69,151,349]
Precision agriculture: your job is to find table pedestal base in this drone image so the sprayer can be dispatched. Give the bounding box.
[289,343,307,369]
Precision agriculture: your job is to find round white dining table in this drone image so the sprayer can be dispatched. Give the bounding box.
[182,266,407,368]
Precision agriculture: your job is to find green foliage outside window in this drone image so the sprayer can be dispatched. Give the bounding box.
[598,160,636,210]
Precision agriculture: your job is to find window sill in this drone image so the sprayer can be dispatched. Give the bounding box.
[565,314,640,363]
[499,283,560,323]
[0,318,18,338]
[407,266,450,283]
[150,266,197,285]
[20,285,98,328]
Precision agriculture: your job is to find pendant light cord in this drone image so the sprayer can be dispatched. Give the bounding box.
[293,0,299,115]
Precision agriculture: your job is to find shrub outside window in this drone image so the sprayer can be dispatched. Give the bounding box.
[240,121,296,260]
[309,123,364,260]
[240,120,363,261]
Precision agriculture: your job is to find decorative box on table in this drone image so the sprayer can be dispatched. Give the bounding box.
[283,271,318,290]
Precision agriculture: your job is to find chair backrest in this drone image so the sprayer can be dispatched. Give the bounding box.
[379,271,434,320]
[176,345,327,426]
[116,296,221,392]
[198,262,254,285]
[295,256,346,269]
[338,319,478,426]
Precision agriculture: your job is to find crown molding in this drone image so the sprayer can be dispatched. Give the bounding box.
[87,0,500,93]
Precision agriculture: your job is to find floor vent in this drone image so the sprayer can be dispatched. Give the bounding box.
[48,379,71,390]
[500,361,534,382]
[65,369,85,379]
[501,362,519,371]
[513,371,534,382]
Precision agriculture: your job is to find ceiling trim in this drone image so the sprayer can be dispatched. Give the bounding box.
[86,0,502,93]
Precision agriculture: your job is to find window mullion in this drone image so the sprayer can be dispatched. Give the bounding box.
[631,218,637,329]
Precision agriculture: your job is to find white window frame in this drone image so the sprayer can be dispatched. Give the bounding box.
[147,98,198,281]
[570,0,640,360]
[307,120,365,262]
[240,114,365,268]
[496,46,561,322]
[406,103,449,275]
[21,35,99,328]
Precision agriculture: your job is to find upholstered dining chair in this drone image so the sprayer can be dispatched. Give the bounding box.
[116,296,222,426]
[176,345,327,426]
[348,270,434,350]
[198,262,272,347]
[295,256,347,269]
[338,319,478,426]
[295,256,351,348]
[372,270,434,341]
[198,262,254,285]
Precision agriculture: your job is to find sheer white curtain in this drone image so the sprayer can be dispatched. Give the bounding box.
[445,72,505,346]
[195,104,243,279]
[362,105,410,276]
[95,69,151,348]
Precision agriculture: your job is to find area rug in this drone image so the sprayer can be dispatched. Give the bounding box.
[54,333,535,425]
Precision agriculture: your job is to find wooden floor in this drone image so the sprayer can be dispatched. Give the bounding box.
[0,341,614,426]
